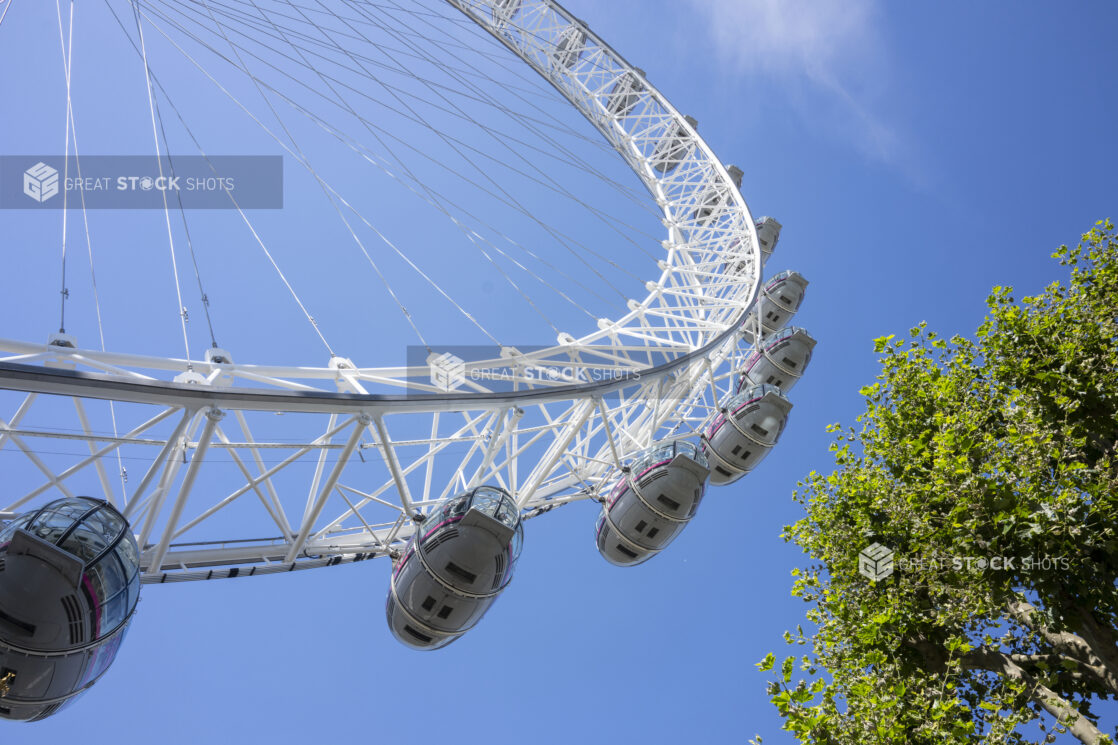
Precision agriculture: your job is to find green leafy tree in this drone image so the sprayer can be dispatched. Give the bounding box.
[761,221,1118,744]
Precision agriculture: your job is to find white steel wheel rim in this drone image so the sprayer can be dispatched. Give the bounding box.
[0,0,761,582]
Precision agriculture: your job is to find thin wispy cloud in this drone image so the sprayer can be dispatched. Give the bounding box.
[691,0,903,168]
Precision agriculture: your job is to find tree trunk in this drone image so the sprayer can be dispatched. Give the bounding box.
[1070,606,1118,690]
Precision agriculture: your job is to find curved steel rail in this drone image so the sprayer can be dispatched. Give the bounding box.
[0,0,763,581]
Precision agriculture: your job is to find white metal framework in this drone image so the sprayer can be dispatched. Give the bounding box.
[0,0,763,582]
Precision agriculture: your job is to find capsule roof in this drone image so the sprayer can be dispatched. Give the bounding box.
[625,439,709,475]
[429,485,523,559]
[2,497,136,571]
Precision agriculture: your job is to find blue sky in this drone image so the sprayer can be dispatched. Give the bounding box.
[1,1,1117,743]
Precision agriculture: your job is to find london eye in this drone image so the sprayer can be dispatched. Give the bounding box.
[0,0,813,720]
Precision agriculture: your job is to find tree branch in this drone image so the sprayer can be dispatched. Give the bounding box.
[962,647,1107,745]
[1070,605,1118,686]
[1008,600,1118,694]
[1008,654,1111,690]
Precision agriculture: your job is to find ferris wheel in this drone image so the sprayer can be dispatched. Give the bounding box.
[0,0,814,719]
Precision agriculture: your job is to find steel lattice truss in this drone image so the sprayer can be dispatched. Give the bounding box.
[0,0,763,582]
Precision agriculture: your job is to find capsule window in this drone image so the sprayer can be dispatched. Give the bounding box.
[494,553,506,580]
[731,445,742,456]
[615,544,639,559]
[635,520,647,533]
[437,605,454,620]
[444,561,477,585]
[647,527,660,539]
[421,596,436,612]
[715,466,733,477]
[782,357,797,368]
[61,594,84,645]
[33,703,63,722]
[404,625,433,643]
[751,423,769,436]
[657,494,681,512]
[424,527,459,553]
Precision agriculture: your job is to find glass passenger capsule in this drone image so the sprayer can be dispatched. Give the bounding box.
[693,186,729,226]
[692,166,742,225]
[741,270,809,342]
[386,486,524,650]
[703,385,793,485]
[754,216,782,263]
[552,24,586,69]
[0,497,140,721]
[649,116,697,175]
[595,440,710,567]
[605,68,646,117]
[721,237,752,278]
[722,214,781,278]
[737,326,816,394]
[490,0,520,27]
[725,163,744,189]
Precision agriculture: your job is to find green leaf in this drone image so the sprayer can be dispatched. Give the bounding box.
[781,656,795,683]
[873,334,895,353]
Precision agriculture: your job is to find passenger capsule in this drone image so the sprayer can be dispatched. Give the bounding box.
[737,326,816,394]
[552,24,586,69]
[693,186,729,226]
[725,163,744,189]
[490,0,520,26]
[595,440,710,567]
[741,270,809,342]
[0,497,140,721]
[386,486,523,650]
[606,68,646,117]
[721,237,752,277]
[693,166,742,226]
[650,116,697,174]
[703,385,793,485]
[754,216,782,263]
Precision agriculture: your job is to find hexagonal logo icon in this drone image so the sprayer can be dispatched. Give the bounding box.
[858,542,894,581]
[23,161,60,203]
[428,351,465,392]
